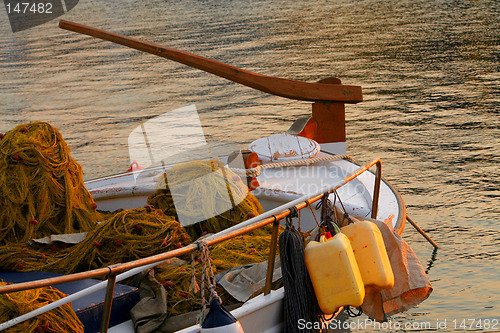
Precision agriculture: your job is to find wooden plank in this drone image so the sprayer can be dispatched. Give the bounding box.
[311,101,346,143]
[59,20,363,103]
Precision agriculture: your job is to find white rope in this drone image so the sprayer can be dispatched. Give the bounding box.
[230,154,354,177]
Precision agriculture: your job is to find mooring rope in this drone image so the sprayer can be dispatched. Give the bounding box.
[231,154,355,177]
[196,240,220,324]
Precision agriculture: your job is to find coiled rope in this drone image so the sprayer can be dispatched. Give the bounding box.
[279,209,322,333]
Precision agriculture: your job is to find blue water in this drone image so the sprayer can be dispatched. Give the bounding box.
[1,0,499,331]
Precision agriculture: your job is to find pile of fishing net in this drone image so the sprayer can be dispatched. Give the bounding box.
[0,122,275,325]
[0,207,192,274]
[0,282,83,333]
[0,206,274,317]
[147,159,263,240]
[0,122,98,244]
[0,157,265,274]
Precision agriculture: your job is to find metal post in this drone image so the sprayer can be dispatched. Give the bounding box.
[371,160,382,219]
[100,273,117,333]
[264,217,280,295]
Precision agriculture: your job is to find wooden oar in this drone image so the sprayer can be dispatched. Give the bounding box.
[59,20,362,103]
[406,215,439,249]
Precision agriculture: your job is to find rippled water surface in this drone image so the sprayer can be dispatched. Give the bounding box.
[1,0,499,331]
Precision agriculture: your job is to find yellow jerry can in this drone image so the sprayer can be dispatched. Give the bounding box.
[304,233,365,315]
[341,220,394,291]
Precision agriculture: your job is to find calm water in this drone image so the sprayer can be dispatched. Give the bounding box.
[1,0,499,331]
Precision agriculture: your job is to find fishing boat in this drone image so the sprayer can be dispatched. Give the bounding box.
[0,20,435,333]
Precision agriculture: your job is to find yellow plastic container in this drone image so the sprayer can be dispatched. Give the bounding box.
[341,221,394,290]
[304,233,365,315]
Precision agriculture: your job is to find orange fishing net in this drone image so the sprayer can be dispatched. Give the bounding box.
[0,122,273,326]
[0,122,98,244]
[0,282,83,333]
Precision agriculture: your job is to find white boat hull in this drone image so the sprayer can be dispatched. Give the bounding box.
[87,156,405,233]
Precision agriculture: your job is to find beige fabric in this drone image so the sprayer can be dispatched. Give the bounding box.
[217,257,282,302]
[130,270,169,333]
[32,232,88,245]
[354,216,433,322]
[130,270,244,333]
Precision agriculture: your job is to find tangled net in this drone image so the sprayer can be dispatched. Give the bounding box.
[63,208,193,273]
[0,122,278,326]
[153,230,278,316]
[0,282,83,333]
[0,207,192,275]
[0,122,98,244]
[0,226,279,316]
[147,159,263,240]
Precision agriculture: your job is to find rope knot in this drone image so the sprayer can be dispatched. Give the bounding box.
[194,239,221,324]
[288,206,299,218]
[195,240,207,252]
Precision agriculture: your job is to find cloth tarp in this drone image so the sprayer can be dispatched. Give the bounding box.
[350,216,433,322]
[129,258,280,333]
[216,256,282,302]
